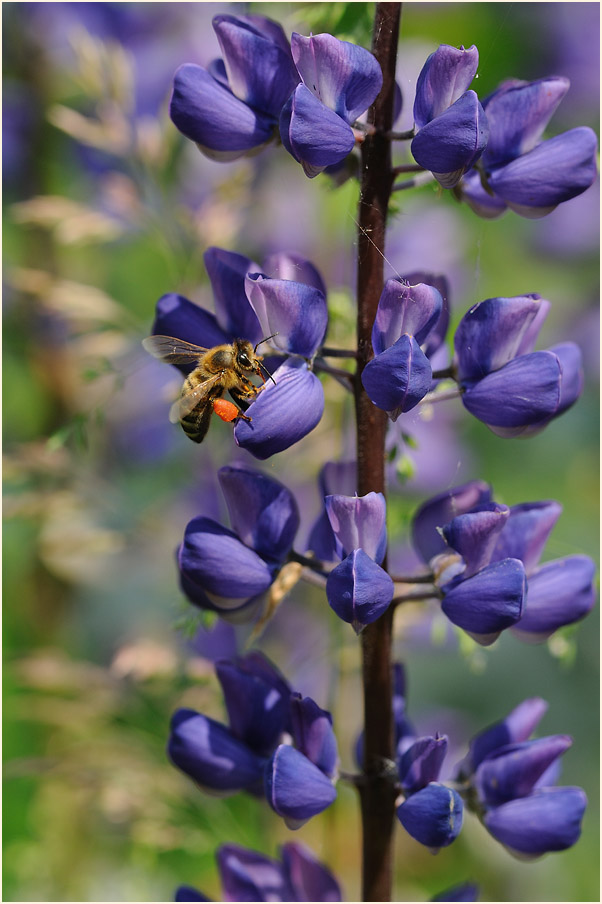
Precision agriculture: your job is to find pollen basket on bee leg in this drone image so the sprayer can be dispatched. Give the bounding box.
[213,398,241,423]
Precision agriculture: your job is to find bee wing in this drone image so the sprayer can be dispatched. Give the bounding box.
[142,335,209,364]
[168,372,223,423]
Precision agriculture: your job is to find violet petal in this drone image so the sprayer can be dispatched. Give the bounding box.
[282,83,356,176]
[461,351,562,430]
[488,127,599,216]
[411,480,493,564]
[213,15,298,118]
[326,549,394,632]
[291,33,383,123]
[235,359,324,459]
[371,278,443,355]
[281,842,342,902]
[324,492,387,563]
[454,294,547,383]
[441,558,526,645]
[215,656,291,756]
[216,843,291,902]
[265,745,337,826]
[362,334,433,419]
[170,64,276,155]
[466,698,549,772]
[290,694,338,778]
[484,787,587,857]
[218,465,299,566]
[203,246,262,343]
[492,500,562,573]
[179,517,274,604]
[152,294,227,374]
[442,504,510,577]
[411,91,488,187]
[245,273,328,357]
[397,783,463,849]
[167,709,264,792]
[482,77,570,169]
[399,734,448,794]
[512,555,596,641]
[413,44,479,129]
[476,735,572,807]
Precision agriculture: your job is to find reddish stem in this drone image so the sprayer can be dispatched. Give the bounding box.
[354,3,402,901]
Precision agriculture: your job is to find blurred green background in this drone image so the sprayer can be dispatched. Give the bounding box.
[3,3,599,902]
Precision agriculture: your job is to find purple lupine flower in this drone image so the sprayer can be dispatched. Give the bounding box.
[453,295,584,437]
[411,44,488,188]
[176,840,342,902]
[397,782,464,849]
[151,247,327,457]
[413,484,595,643]
[431,883,479,902]
[361,277,445,419]
[178,466,299,620]
[170,14,299,160]
[457,76,598,218]
[324,492,394,632]
[280,33,383,177]
[168,654,338,828]
[412,496,526,645]
[458,699,587,858]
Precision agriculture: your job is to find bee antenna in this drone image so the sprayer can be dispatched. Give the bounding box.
[254,332,279,353]
[258,360,277,385]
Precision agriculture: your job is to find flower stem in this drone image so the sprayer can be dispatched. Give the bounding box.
[354,4,402,901]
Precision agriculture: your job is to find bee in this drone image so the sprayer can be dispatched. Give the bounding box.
[142,334,276,443]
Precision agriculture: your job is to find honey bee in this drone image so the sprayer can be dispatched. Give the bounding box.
[142,335,275,443]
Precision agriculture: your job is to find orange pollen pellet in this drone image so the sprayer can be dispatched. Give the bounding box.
[213,398,240,422]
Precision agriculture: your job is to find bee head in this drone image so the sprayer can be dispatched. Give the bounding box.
[233,337,276,385]
[234,339,256,371]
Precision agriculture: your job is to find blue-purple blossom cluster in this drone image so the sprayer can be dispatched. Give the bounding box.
[411,45,598,218]
[177,463,595,643]
[354,665,587,859]
[168,652,338,830]
[178,465,299,620]
[412,481,596,645]
[170,15,382,177]
[361,278,584,437]
[169,14,597,217]
[457,698,587,858]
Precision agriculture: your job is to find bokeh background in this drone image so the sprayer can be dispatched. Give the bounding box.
[3,3,599,902]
